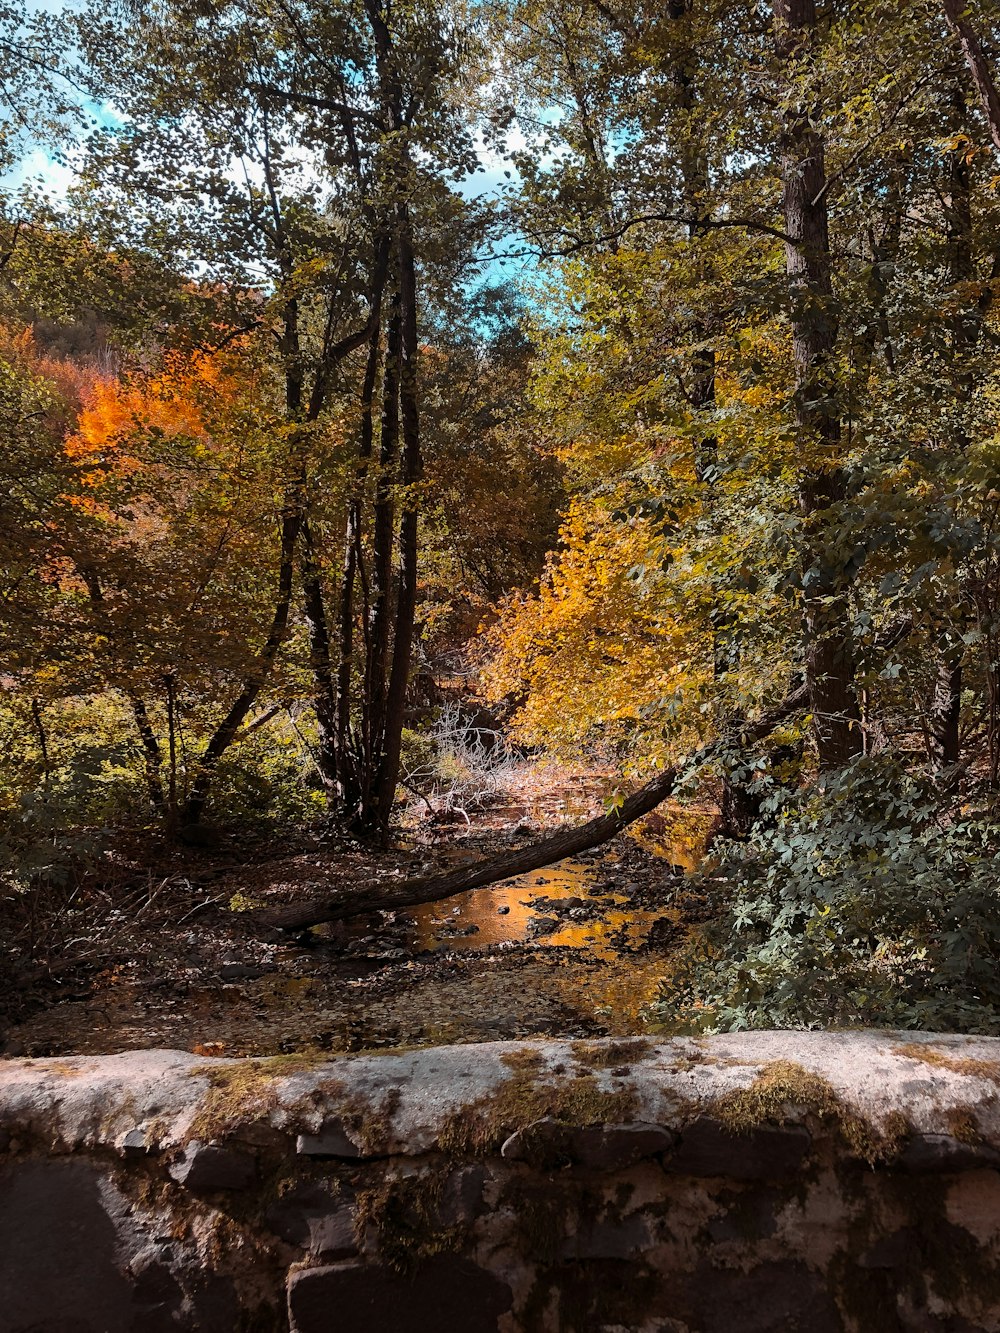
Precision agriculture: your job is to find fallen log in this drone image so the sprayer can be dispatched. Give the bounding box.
[256,682,810,932]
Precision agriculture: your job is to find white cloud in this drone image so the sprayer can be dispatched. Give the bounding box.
[4,147,77,202]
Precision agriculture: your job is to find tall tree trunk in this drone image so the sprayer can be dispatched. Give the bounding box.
[352,0,424,839]
[929,635,963,773]
[361,299,401,823]
[774,0,862,772]
[376,214,422,836]
[930,99,975,786]
[129,696,165,810]
[301,516,339,792]
[299,234,391,813]
[941,0,1000,152]
[332,322,384,813]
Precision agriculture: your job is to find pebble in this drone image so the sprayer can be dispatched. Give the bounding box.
[497,905,510,915]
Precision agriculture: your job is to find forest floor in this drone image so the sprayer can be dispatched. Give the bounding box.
[2,766,718,1058]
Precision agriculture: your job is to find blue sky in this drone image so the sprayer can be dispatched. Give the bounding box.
[6,0,550,289]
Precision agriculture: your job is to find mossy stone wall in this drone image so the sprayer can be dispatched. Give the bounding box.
[2,1033,1000,1331]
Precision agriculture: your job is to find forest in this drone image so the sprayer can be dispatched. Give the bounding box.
[3,0,1000,1056]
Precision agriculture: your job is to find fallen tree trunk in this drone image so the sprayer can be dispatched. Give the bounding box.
[256,682,810,931]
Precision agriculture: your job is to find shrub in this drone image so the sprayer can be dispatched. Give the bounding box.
[651,758,1000,1034]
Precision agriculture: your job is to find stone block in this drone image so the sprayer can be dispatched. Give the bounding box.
[0,1160,137,1332]
[858,1227,919,1270]
[308,1207,358,1260]
[296,1119,363,1158]
[532,1257,660,1330]
[501,1117,573,1169]
[685,1259,841,1332]
[287,1257,513,1332]
[119,1127,161,1159]
[896,1133,1000,1173]
[561,1210,651,1260]
[501,1117,675,1172]
[266,1182,359,1258]
[436,1164,487,1227]
[168,1141,257,1192]
[706,1188,781,1243]
[129,1245,184,1305]
[668,1117,811,1180]
[569,1122,677,1171]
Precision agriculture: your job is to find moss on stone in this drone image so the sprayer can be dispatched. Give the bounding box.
[188,1068,285,1142]
[354,1169,461,1273]
[186,1054,342,1142]
[712,1060,837,1132]
[893,1043,1000,1084]
[183,1050,412,1161]
[501,1178,568,1267]
[944,1106,982,1144]
[570,1039,651,1070]
[99,1090,139,1141]
[437,1058,637,1158]
[711,1059,907,1165]
[500,1047,548,1074]
[328,1086,402,1155]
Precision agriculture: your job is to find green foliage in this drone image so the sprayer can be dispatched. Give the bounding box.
[654,759,1000,1034]
[209,724,326,829]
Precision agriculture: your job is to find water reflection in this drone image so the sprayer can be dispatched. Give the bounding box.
[406,799,713,959]
[410,859,667,959]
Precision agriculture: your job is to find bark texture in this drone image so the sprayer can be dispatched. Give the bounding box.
[774,0,862,772]
[942,0,1000,152]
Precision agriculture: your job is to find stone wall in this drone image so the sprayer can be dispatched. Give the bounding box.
[3,1031,1000,1331]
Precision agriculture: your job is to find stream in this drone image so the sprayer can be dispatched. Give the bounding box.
[402,802,715,959]
[410,858,667,958]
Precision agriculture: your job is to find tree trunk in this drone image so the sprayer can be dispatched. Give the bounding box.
[362,299,401,821]
[301,517,339,792]
[929,637,963,776]
[129,696,165,810]
[331,325,382,814]
[774,0,861,772]
[375,212,422,836]
[929,98,975,786]
[256,683,810,931]
[942,0,1000,152]
[311,237,391,813]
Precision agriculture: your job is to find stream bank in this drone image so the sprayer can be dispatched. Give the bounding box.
[3,770,716,1059]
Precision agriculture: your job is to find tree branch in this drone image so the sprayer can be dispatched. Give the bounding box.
[500,210,796,262]
[941,0,1000,153]
[253,82,381,127]
[255,681,810,930]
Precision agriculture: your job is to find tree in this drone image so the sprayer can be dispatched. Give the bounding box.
[941,0,1000,152]
[73,0,486,833]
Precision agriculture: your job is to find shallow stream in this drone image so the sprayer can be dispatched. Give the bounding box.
[404,802,714,958]
[410,859,666,958]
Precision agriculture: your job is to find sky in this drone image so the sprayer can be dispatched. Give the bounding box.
[3,28,535,287]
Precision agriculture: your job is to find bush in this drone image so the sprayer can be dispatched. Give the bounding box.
[400,700,522,817]
[209,724,325,828]
[651,758,1000,1035]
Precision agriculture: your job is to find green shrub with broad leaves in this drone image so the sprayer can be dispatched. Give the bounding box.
[652,758,1000,1035]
